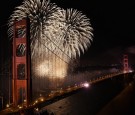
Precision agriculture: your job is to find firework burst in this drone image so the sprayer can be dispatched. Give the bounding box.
[33,54,68,78]
[52,8,93,58]
[8,0,93,79]
[8,0,61,57]
[8,0,93,59]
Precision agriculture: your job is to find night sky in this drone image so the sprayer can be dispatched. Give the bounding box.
[0,0,135,65]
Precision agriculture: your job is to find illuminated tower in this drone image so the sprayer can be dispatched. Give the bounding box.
[12,18,32,106]
[123,54,129,73]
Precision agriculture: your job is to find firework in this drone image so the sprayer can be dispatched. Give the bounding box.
[50,8,93,58]
[8,0,93,59]
[33,54,68,78]
[8,0,93,79]
[8,0,61,57]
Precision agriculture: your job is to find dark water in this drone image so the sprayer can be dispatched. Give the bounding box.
[39,75,129,115]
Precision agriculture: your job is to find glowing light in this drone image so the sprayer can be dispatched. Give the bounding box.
[35,108,39,111]
[35,100,38,103]
[83,82,90,88]
[56,8,93,58]
[8,0,93,58]
[19,106,22,109]
[8,0,93,79]
[24,99,27,102]
[6,104,9,108]
[40,98,44,101]
[33,56,68,78]
[34,60,50,76]
[129,69,133,73]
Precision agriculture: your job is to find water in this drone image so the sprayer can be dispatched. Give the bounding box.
[39,76,127,115]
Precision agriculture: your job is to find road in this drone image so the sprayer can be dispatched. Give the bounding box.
[97,81,135,115]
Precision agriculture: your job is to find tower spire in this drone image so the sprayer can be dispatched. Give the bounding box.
[123,54,129,73]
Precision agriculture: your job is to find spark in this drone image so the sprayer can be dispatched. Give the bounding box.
[33,54,68,78]
[8,0,93,59]
[8,0,93,79]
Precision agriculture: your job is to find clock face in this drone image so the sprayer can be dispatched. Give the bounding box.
[16,26,26,38]
[16,44,26,57]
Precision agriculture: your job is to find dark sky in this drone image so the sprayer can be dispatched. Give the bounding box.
[0,0,135,65]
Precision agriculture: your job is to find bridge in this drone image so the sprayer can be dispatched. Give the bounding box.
[0,18,134,114]
[1,71,132,115]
